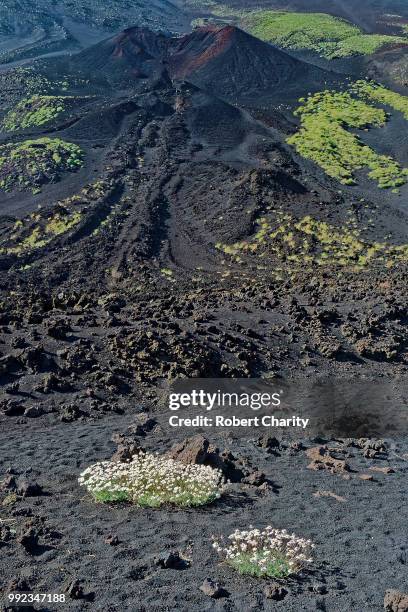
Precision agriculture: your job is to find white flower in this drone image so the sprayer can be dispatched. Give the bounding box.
[212,526,315,579]
[78,453,224,508]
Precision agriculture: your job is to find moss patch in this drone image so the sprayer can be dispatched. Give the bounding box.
[2,95,73,131]
[241,10,408,59]
[216,213,408,270]
[0,137,83,193]
[0,180,109,256]
[287,89,408,189]
[351,80,408,119]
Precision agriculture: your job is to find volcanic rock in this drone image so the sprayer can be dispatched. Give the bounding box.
[167,435,253,482]
[369,466,395,475]
[384,589,408,611]
[104,534,120,546]
[18,528,40,554]
[23,405,44,418]
[166,435,210,464]
[2,400,25,416]
[306,446,351,474]
[200,578,226,598]
[154,551,187,570]
[16,477,43,497]
[264,583,288,600]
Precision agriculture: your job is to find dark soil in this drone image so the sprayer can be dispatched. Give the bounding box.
[0,18,408,612]
[1,412,407,611]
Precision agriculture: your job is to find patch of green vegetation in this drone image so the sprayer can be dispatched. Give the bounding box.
[91,205,122,236]
[2,95,73,131]
[216,213,408,270]
[0,137,83,193]
[4,211,82,255]
[93,490,129,503]
[240,10,408,58]
[244,11,357,51]
[161,268,174,277]
[0,181,109,256]
[2,492,18,506]
[45,211,82,235]
[228,551,292,579]
[352,80,408,119]
[287,89,408,189]
[333,34,406,57]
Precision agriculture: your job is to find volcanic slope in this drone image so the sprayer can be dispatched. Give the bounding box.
[1,25,408,400]
[167,24,336,102]
[71,24,336,102]
[71,27,171,87]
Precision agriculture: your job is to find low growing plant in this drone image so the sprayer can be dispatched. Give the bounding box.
[2,95,72,131]
[352,80,408,119]
[78,453,224,507]
[213,526,315,578]
[241,10,408,58]
[288,88,408,189]
[0,137,83,193]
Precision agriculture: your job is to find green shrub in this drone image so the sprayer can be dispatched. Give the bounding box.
[213,526,315,579]
[241,10,408,58]
[2,95,73,131]
[217,212,408,270]
[352,80,408,119]
[78,453,224,508]
[0,137,83,193]
[287,89,408,189]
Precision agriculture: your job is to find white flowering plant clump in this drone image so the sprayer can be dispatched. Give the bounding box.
[78,452,224,507]
[212,526,315,579]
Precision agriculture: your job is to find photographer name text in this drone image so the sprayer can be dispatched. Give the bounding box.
[169,415,309,429]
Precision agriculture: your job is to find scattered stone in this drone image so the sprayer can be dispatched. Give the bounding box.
[1,399,25,416]
[8,577,31,592]
[18,528,39,554]
[0,524,13,543]
[167,435,260,483]
[242,470,266,486]
[1,475,17,491]
[64,578,95,602]
[370,466,395,475]
[310,583,328,595]
[111,433,142,463]
[65,580,85,600]
[0,354,19,375]
[200,578,226,598]
[60,404,82,422]
[154,551,187,570]
[306,446,350,474]
[264,582,288,601]
[23,405,44,418]
[2,492,18,506]
[384,589,408,611]
[36,373,71,394]
[46,319,70,340]
[256,435,280,452]
[313,490,347,502]
[167,435,210,464]
[105,534,120,546]
[289,440,305,453]
[19,347,55,373]
[16,478,43,497]
[6,381,20,394]
[345,438,388,458]
[126,414,157,437]
[359,474,374,481]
